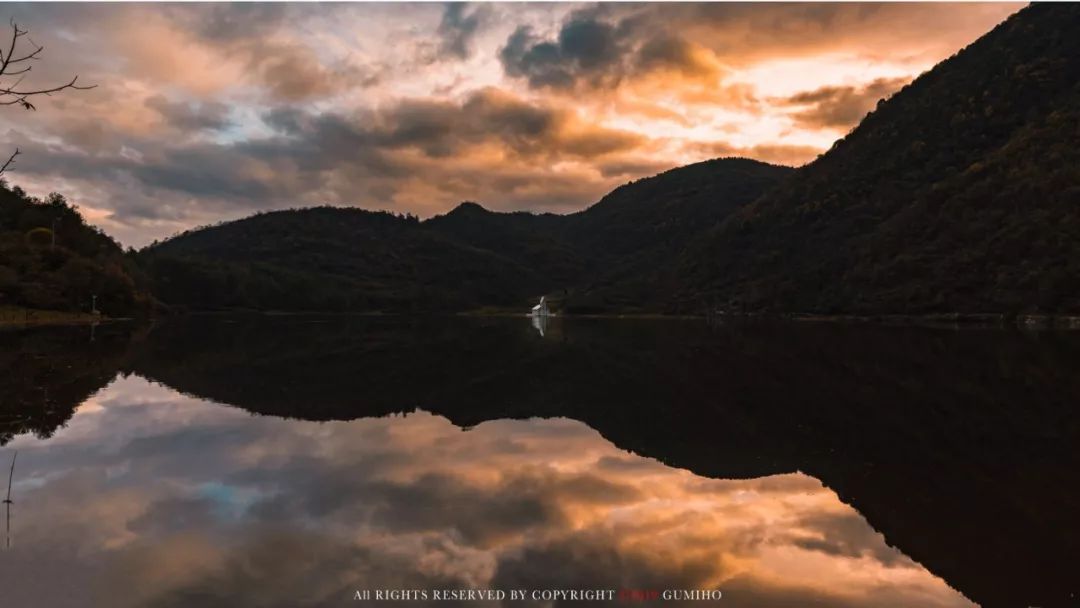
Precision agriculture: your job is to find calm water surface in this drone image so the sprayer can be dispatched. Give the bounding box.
[1,317,1078,607]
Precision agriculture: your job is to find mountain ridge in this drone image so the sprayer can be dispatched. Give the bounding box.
[139,157,789,313]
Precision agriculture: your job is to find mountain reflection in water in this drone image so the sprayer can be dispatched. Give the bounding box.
[1,377,968,608]
[1,316,1078,607]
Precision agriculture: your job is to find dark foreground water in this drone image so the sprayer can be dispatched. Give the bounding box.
[1,316,1078,608]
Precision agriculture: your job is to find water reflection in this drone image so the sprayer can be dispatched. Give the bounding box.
[530,314,548,337]
[1,316,1078,607]
[0,376,971,607]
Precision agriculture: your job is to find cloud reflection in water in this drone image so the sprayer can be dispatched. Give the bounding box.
[0,376,972,607]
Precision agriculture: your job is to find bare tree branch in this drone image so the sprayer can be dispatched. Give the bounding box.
[0,19,95,177]
[0,148,18,174]
[0,75,95,100]
[0,19,27,77]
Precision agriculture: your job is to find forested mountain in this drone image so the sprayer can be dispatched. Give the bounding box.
[10,4,1076,318]
[139,207,547,311]
[562,158,791,310]
[677,3,1080,314]
[0,183,151,317]
[137,158,789,313]
[138,6,1080,317]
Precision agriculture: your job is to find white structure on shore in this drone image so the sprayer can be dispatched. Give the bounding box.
[530,296,550,317]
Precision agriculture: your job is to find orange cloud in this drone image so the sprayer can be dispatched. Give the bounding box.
[0,3,1023,245]
[778,77,912,130]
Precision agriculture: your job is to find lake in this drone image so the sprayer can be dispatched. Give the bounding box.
[1,316,1078,607]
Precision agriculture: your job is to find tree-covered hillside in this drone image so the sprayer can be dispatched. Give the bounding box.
[138,158,788,313]
[138,206,549,312]
[678,3,1080,315]
[563,158,791,310]
[0,183,151,317]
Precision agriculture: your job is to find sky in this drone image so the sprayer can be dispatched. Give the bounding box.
[0,2,1022,247]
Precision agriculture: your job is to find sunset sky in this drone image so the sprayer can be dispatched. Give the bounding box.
[1,2,1022,247]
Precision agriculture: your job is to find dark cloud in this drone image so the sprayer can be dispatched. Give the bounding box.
[490,532,718,600]
[500,25,582,90]
[132,150,276,203]
[241,458,640,549]
[184,3,289,42]
[596,158,673,180]
[786,511,911,568]
[556,14,624,71]
[437,3,490,60]
[262,87,646,164]
[499,9,719,92]
[634,34,717,79]
[144,95,232,133]
[249,44,382,102]
[780,77,910,129]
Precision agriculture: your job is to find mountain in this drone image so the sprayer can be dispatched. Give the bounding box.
[138,158,789,313]
[561,158,791,310]
[0,183,151,317]
[139,207,544,311]
[128,5,1080,317]
[423,202,583,291]
[678,3,1080,315]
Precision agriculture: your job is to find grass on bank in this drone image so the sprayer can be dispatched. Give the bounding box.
[0,305,105,327]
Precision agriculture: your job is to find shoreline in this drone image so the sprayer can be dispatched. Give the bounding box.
[780,312,1080,330]
[0,306,120,329]
[6,306,1080,331]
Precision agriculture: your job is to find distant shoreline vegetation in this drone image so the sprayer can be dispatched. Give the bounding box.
[0,305,110,327]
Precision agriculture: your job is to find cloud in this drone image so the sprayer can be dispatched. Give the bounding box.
[499,9,723,93]
[496,4,1019,95]
[5,84,661,244]
[342,87,647,160]
[72,3,381,102]
[144,95,232,133]
[779,77,911,130]
[634,34,722,80]
[0,2,1022,245]
[620,3,1024,67]
[438,3,491,60]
